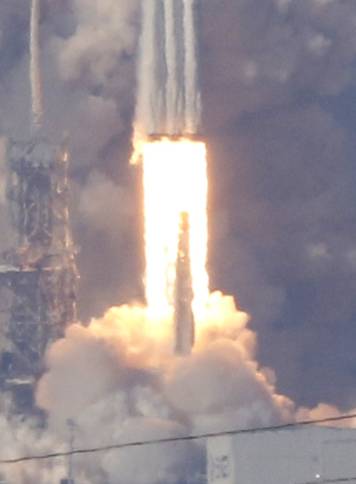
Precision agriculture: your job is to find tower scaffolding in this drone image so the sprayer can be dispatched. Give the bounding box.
[0,137,78,410]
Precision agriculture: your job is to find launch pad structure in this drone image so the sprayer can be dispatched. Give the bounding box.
[0,136,78,409]
[0,0,78,411]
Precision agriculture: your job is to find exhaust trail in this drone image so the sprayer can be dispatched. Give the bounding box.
[183,0,201,133]
[134,0,202,139]
[136,0,158,135]
[30,0,43,131]
[163,0,178,134]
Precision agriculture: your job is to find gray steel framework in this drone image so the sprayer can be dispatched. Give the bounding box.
[0,137,78,404]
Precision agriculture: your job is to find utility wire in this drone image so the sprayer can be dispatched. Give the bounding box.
[0,412,356,465]
[322,479,356,483]
[300,479,356,483]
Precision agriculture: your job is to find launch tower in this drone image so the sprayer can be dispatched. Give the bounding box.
[0,137,78,409]
[0,0,78,411]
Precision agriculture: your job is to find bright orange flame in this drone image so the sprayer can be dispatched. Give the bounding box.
[142,138,209,321]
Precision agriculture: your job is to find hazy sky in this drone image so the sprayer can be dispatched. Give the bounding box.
[1,0,356,411]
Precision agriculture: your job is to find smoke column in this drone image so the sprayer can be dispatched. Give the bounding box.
[30,0,43,131]
[134,0,201,142]
[136,0,158,135]
[163,0,179,134]
[183,0,201,133]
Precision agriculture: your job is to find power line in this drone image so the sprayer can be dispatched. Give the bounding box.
[300,479,356,483]
[322,479,356,483]
[0,412,356,466]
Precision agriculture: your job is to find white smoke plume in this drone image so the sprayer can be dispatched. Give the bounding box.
[1,296,355,483]
[0,294,295,483]
[0,397,66,484]
[30,0,43,131]
[163,0,179,134]
[43,295,292,483]
[183,0,201,133]
[135,0,161,136]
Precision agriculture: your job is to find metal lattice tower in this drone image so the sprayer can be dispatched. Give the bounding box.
[0,136,78,408]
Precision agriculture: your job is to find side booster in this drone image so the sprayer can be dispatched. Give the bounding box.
[174,212,195,355]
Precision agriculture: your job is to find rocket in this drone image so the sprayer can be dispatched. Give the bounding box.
[174,212,195,355]
[137,0,201,138]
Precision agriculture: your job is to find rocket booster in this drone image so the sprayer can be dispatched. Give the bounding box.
[136,0,201,137]
[174,212,195,355]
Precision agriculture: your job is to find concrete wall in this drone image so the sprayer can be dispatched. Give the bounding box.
[207,427,356,484]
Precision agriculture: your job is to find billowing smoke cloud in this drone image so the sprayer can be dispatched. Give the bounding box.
[0,396,66,483]
[199,0,356,408]
[37,294,293,430]
[1,294,289,483]
[0,294,295,483]
[0,293,354,483]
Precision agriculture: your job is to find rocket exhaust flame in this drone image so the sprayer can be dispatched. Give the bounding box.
[142,138,209,324]
[30,0,43,131]
[136,1,206,351]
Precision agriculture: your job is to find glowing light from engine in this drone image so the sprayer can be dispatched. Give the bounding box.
[142,138,209,321]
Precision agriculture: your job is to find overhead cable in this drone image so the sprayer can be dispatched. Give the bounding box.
[1,412,356,465]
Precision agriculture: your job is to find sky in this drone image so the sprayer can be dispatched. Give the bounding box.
[1,0,356,415]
